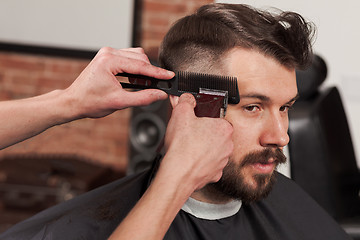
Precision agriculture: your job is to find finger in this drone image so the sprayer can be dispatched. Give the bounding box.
[121,89,168,107]
[95,47,175,80]
[116,49,151,64]
[96,47,151,67]
[117,58,175,79]
[121,47,146,55]
[98,47,145,57]
[171,93,197,119]
[113,48,175,79]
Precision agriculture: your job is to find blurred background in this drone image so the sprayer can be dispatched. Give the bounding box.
[0,0,359,236]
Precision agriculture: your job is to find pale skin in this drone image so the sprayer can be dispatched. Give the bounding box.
[109,47,299,239]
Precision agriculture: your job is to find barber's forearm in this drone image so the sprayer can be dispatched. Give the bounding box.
[0,89,78,149]
[108,157,194,240]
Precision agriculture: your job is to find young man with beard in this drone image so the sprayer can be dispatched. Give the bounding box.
[1,3,351,240]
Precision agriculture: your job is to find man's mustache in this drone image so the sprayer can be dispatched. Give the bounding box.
[240,148,286,167]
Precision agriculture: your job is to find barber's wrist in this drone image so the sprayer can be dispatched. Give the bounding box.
[156,155,199,197]
[49,88,84,125]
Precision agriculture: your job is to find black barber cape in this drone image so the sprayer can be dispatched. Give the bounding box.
[0,166,351,240]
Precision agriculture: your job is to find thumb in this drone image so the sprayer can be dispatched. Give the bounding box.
[171,93,197,119]
[178,93,196,109]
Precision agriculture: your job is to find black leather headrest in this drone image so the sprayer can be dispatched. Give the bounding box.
[296,54,328,100]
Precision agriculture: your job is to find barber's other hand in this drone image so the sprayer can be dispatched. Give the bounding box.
[161,93,234,192]
[64,47,174,119]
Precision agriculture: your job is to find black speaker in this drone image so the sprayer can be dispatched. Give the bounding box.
[127,99,170,175]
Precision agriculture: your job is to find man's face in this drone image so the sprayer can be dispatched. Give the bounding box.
[207,48,298,203]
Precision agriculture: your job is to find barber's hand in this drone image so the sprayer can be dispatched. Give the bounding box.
[64,47,174,119]
[160,93,234,192]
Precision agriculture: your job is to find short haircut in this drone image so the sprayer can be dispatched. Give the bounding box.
[159,3,315,73]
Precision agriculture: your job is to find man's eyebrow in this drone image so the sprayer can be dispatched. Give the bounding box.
[288,93,300,104]
[240,94,270,101]
[239,93,299,103]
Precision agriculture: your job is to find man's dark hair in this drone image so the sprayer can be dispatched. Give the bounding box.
[159,3,315,73]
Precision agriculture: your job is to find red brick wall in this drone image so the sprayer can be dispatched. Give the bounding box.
[0,0,213,172]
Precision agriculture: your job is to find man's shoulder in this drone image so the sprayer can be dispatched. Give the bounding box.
[266,171,321,204]
[244,172,351,239]
[260,172,328,216]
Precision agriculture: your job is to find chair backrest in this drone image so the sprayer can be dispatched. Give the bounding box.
[288,55,360,220]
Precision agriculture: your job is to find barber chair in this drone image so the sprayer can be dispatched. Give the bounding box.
[288,55,360,238]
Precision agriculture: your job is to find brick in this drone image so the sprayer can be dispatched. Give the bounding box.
[142,30,167,43]
[0,91,11,101]
[8,72,39,86]
[144,1,187,14]
[73,61,91,74]
[45,58,89,75]
[46,61,76,74]
[147,16,170,27]
[144,46,161,60]
[3,76,38,98]
[147,0,184,3]
[0,72,4,84]
[0,54,46,72]
[38,75,72,88]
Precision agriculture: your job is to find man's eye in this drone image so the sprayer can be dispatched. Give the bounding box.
[244,105,260,112]
[280,105,293,112]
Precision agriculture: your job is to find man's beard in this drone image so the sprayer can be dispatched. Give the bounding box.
[205,148,286,203]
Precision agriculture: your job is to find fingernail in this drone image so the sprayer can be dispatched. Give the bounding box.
[167,70,175,77]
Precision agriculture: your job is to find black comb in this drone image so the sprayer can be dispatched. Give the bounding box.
[117,71,240,104]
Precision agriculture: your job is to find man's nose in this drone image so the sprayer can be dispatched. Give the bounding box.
[259,112,289,148]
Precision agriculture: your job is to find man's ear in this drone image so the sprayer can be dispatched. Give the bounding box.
[169,95,180,108]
